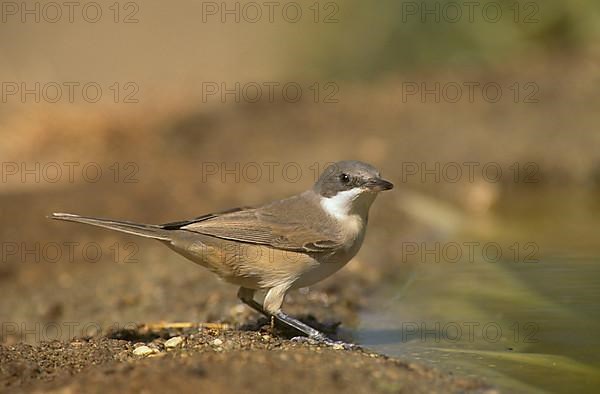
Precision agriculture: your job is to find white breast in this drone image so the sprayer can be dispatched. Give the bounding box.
[291,190,376,289]
[320,188,376,231]
[320,188,377,255]
[320,189,364,219]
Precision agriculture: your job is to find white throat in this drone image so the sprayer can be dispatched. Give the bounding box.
[320,188,376,220]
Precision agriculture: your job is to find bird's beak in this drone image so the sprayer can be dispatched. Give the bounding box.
[365,177,394,192]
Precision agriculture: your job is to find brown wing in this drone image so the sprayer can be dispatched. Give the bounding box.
[172,194,344,253]
[160,207,252,230]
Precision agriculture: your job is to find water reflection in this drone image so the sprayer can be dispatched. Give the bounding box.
[356,191,600,393]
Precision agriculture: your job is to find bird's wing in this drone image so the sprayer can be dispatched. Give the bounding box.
[160,207,252,230]
[164,197,344,253]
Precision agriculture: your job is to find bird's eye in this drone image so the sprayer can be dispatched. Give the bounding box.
[339,173,350,184]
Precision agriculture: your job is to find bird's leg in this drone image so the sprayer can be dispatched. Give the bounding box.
[263,285,330,342]
[273,310,330,341]
[238,287,278,335]
[237,287,268,316]
[239,285,355,348]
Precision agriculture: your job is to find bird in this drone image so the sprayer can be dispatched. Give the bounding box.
[50,160,393,344]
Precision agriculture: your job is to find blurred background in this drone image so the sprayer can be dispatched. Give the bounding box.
[1,0,600,392]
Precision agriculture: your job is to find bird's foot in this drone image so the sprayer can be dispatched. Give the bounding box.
[290,335,359,350]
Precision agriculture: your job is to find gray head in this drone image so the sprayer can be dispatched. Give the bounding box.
[313,160,393,198]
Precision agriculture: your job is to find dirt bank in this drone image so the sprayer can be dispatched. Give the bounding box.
[1,325,491,393]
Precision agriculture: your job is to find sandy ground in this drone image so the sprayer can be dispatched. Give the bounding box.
[1,319,491,393]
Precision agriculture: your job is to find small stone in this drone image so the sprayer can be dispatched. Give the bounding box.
[133,345,155,356]
[332,343,345,350]
[165,336,184,349]
[211,338,223,346]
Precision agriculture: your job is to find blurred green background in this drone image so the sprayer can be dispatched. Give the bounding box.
[309,0,600,77]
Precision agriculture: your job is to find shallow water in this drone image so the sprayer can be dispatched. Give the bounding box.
[355,190,600,393]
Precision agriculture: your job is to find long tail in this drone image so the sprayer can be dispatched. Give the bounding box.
[49,213,172,241]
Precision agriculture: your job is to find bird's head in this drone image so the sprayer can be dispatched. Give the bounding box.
[313,160,393,219]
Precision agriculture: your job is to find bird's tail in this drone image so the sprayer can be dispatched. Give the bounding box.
[49,213,172,241]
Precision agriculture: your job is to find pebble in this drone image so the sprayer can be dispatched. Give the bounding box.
[332,343,345,350]
[211,338,223,346]
[230,304,246,315]
[133,345,156,357]
[164,336,184,349]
